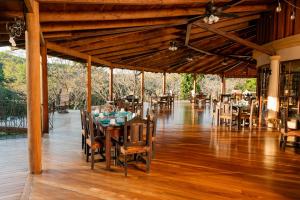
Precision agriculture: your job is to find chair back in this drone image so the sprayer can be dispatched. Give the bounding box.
[124,116,150,149]
[280,108,288,133]
[86,112,95,144]
[250,100,259,118]
[80,109,85,130]
[147,108,157,138]
[210,100,218,116]
[115,99,127,110]
[220,102,232,116]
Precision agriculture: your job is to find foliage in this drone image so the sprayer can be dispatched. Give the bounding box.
[233,78,256,92]
[0,52,26,101]
[180,74,202,99]
[0,51,257,110]
[0,52,26,92]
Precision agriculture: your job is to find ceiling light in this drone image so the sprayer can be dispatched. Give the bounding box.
[291,10,296,20]
[222,58,228,66]
[203,15,219,24]
[6,18,25,47]
[276,1,282,12]
[9,36,16,47]
[186,57,193,62]
[169,41,178,51]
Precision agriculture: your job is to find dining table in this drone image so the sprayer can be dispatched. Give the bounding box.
[93,111,133,169]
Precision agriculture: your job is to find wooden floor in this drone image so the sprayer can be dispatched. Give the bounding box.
[1,101,300,199]
[0,137,27,200]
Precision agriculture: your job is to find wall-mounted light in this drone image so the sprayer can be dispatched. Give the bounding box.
[291,9,296,20]
[6,18,25,47]
[276,0,282,12]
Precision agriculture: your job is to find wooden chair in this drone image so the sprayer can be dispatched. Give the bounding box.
[280,108,300,149]
[80,110,86,152]
[249,100,259,129]
[147,108,157,159]
[219,102,235,128]
[117,116,151,176]
[85,112,105,170]
[210,99,219,126]
[150,95,159,112]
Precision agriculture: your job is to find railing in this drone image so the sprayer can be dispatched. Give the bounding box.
[0,99,27,132]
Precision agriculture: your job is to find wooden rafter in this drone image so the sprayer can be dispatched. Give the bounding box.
[193,21,276,55]
[37,0,236,4]
[39,6,269,22]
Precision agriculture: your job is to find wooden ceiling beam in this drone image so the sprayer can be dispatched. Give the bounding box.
[46,41,163,72]
[193,21,276,55]
[46,23,184,41]
[96,42,166,59]
[76,28,181,52]
[88,35,179,56]
[24,0,34,13]
[41,18,187,32]
[47,41,111,65]
[37,0,232,5]
[176,56,217,72]
[40,8,205,22]
[38,6,268,22]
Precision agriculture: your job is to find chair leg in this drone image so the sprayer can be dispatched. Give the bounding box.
[152,142,156,159]
[82,134,84,150]
[146,152,150,173]
[91,148,95,170]
[86,145,89,162]
[124,154,127,177]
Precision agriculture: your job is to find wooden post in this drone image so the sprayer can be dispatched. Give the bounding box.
[221,75,226,94]
[141,70,145,102]
[41,42,49,134]
[193,73,197,93]
[87,56,92,112]
[26,0,42,174]
[163,72,166,95]
[267,55,280,121]
[109,67,114,101]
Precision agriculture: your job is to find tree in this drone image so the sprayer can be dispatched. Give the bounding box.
[180,74,202,99]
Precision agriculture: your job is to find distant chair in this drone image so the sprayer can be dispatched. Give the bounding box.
[219,102,235,129]
[80,110,86,152]
[150,95,159,112]
[85,112,105,169]
[147,108,157,159]
[117,116,151,176]
[249,100,259,129]
[210,99,219,126]
[280,108,300,149]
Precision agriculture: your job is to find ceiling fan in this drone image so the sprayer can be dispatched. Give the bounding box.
[190,0,242,24]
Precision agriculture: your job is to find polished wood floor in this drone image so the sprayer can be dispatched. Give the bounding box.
[0,137,27,200]
[1,101,300,199]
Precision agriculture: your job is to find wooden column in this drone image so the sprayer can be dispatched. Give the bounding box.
[193,73,197,93]
[141,70,145,102]
[41,42,49,134]
[87,56,92,113]
[162,72,166,95]
[109,67,114,101]
[267,55,280,121]
[26,0,42,174]
[221,75,226,94]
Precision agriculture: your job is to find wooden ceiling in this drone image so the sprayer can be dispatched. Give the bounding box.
[0,0,278,77]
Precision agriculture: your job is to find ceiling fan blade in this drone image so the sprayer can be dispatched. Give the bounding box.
[217,12,239,18]
[220,0,246,11]
[187,15,207,22]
